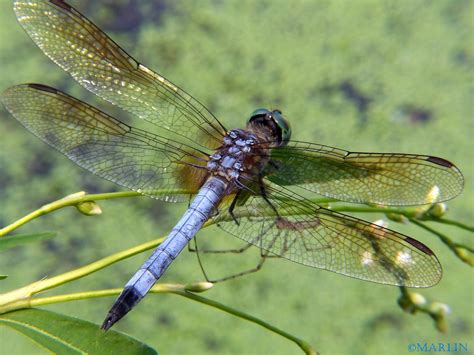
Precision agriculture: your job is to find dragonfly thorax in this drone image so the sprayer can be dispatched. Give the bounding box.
[207,129,265,182]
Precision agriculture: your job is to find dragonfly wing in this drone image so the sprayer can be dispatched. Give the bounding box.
[213,186,442,287]
[266,141,464,206]
[13,0,226,149]
[1,84,208,201]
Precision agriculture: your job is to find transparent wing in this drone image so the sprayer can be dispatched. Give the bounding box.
[266,141,464,206]
[213,186,442,287]
[13,0,227,149]
[1,84,209,201]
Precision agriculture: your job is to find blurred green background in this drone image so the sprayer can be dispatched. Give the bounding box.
[0,0,472,354]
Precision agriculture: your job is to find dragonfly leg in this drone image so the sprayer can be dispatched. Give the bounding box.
[208,250,270,283]
[191,225,284,283]
[188,238,253,254]
[228,190,242,226]
[258,175,279,217]
[189,236,256,282]
[189,228,268,255]
[191,236,211,282]
[200,248,283,283]
[208,232,284,283]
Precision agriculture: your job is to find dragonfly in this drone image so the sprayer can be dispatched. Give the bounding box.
[2,0,464,331]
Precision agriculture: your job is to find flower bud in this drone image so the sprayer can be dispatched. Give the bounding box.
[409,292,427,306]
[185,281,214,292]
[428,203,448,218]
[76,201,102,216]
[386,213,408,224]
[429,302,451,316]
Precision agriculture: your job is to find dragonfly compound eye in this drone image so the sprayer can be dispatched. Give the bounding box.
[247,108,291,146]
[271,110,291,146]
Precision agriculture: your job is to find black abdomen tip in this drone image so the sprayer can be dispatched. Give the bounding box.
[101,287,142,331]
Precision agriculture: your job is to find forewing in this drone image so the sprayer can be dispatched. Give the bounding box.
[267,141,464,206]
[213,187,442,287]
[1,84,208,201]
[13,0,226,149]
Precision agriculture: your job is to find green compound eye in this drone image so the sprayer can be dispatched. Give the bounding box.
[271,109,291,146]
[249,108,270,118]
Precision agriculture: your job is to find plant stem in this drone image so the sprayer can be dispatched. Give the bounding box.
[409,218,474,265]
[173,291,317,355]
[430,218,474,232]
[0,191,144,237]
[0,237,164,307]
[2,286,317,355]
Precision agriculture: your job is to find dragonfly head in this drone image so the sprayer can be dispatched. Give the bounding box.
[247,108,291,147]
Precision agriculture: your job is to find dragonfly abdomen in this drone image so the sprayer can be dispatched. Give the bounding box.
[102,177,228,330]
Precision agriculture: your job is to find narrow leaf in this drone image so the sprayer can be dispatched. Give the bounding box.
[0,309,156,354]
[0,232,56,251]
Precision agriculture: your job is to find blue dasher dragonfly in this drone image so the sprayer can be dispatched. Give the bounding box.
[1,0,464,330]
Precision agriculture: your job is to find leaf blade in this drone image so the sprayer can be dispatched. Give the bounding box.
[0,232,56,252]
[0,309,157,354]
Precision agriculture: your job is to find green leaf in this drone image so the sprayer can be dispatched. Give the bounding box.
[0,309,157,354]
[0,275,7,280]
[0,232,56,251]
